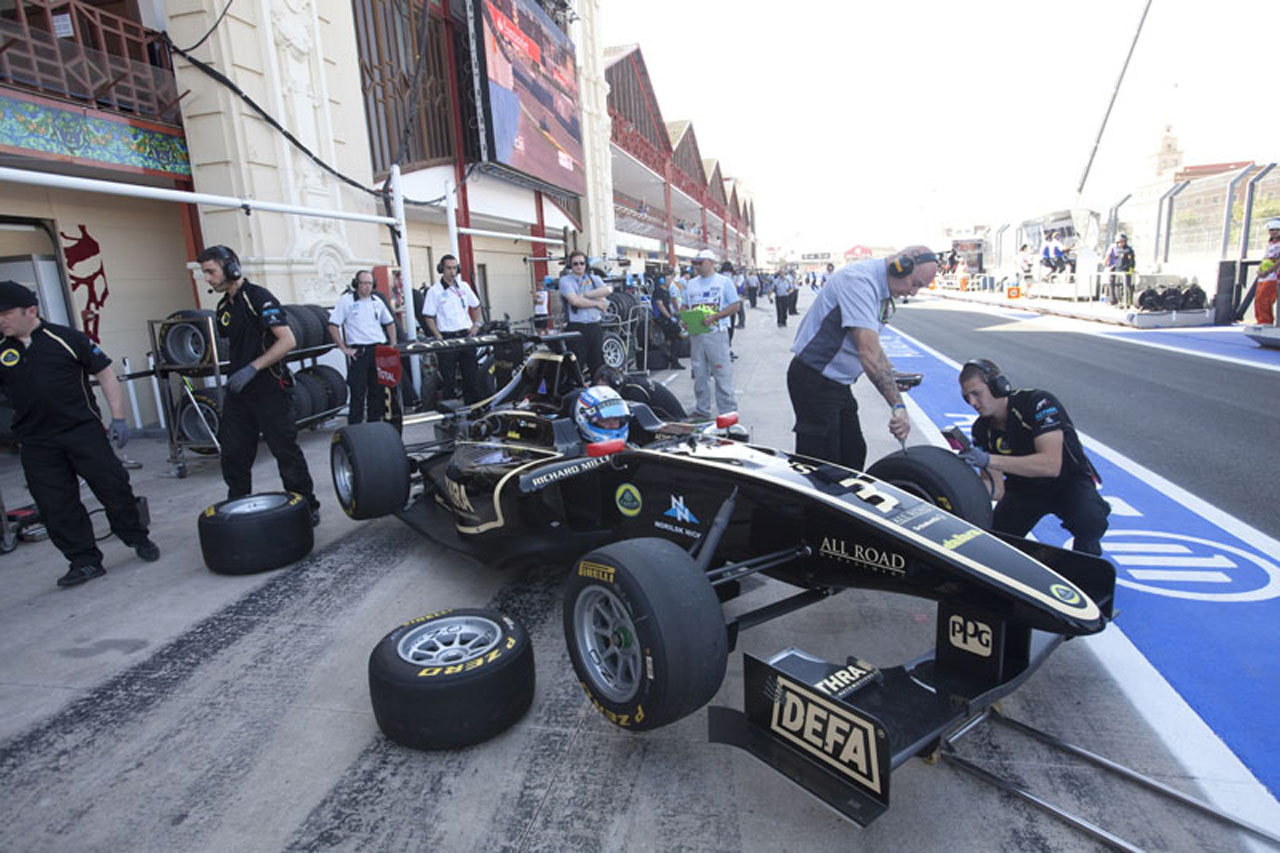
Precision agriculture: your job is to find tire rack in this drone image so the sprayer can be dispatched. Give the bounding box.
[147,316,342,478]
[602,302,649,372]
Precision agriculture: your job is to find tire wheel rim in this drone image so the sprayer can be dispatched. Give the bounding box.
[166,324,207,364]
[179,401,219,443]
[603,338,626,369]
[332,444,354,508]
[880,477,936,505]
[220,494,292,514]
[572,586,641,703]
[396,615,502,666]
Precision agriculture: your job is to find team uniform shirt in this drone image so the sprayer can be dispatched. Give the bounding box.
[328,292,394,345]
[0,321,110,440]
[682,273,739,333]
[1105,245,1136,272]
[790,259,888,384]
[558,272,604,323]
[774,276,796,298]
[217,280,293,387]
[422,279,480,333]
[971,389,1098,490]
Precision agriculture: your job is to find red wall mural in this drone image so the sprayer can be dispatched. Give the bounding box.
[60,225,109,343]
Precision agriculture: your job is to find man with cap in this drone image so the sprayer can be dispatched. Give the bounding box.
[1103,233,1136,307]
[684,249,740,420]
[198,245,320,525]
[1256,218,1280,325]
[558,250,612,380]
[787,247,936,471]
[0,280,158,587]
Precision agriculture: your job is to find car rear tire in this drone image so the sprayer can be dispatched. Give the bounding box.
[620,374,686,421]
[867,446,993,528]
[368,608,535,750]
[564,537,727,731]
[198,492,314,574]
[331,421,410,519]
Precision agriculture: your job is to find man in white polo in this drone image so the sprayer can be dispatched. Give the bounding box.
[328,269,396,424]
[683,248,740,420]
[422,254,483,403]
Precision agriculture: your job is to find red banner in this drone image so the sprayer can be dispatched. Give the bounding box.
[375,345,402,387]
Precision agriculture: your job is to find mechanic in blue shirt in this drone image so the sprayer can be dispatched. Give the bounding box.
[684,249,740,420]
[788,247,936,470]
[558,251,613,380]
[956,359,1110,555]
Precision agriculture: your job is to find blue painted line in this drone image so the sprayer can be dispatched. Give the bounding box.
[883,326,1280,798]
[1102,326,1280,368]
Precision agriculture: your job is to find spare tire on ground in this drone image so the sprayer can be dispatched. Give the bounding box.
[866,446,993,529]
[1137,288,1162,311]
[368,608,535,750]
[198,492,314,574]
[1182,284,1207,310]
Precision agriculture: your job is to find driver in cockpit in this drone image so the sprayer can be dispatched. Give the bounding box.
[574,385,631,445]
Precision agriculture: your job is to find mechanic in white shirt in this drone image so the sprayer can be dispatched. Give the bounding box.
[328,269,396,424]
[422,254,484,403]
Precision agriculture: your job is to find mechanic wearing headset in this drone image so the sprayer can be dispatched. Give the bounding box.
[421,254,484,404]
[0,281,159,588]
[328,269,396,424]
[956,359,1110,555]
[787,246,936,470]
[558,250,612,380]
[198,245,320,525]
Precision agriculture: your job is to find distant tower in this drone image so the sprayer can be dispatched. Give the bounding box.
[1154,125,1183,177]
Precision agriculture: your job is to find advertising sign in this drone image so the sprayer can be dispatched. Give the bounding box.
[475,0,585,195]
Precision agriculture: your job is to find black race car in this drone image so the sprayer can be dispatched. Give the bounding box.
[331,331,1115,826]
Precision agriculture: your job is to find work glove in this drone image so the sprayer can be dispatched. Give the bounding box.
[958,445,990,469]
[108,418,129,449]
[226,364,258,394]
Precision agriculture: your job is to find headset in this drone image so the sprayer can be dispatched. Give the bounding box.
[437,254,457,276]
[349,270,373,293]
[963,358,1012,398]
[887,250,938,278]
[207,245,241,281]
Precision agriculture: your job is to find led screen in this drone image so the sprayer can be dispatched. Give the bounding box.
[478,0,585,195]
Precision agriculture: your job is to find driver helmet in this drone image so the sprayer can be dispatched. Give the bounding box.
[575,385,630,444]
[1266,218,1280,232]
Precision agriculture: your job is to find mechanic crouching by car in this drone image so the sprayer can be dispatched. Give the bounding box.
[0,280,158,588]
[200,245,321,526]
[956,359,1110,555]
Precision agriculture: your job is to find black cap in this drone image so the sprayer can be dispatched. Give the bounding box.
[0,281,37,311]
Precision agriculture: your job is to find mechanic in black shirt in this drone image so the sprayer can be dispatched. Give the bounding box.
[0,280,158,587]
[198,246,319,524]
[956,359,1110,555]
[649,275,684,369]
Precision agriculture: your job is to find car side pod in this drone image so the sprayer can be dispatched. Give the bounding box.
[708,561,1113,828]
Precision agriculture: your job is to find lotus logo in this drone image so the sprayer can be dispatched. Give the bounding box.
[1050,583,1082,605]
[615,483,642,517]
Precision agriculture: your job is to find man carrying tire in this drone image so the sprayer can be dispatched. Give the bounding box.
[327,270,396,424]
[0,280,159,588]
[956,359,1110,555]
[198,245,320,526]
[787,248,934,471]
[558,250,612,380]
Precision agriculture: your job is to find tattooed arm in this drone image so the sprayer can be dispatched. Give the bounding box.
[852,327,911,441]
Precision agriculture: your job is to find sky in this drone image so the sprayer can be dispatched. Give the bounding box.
[601,0,1273,253]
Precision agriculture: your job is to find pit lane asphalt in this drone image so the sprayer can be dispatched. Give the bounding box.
[0,293,1260,851]
[887,297,1280,538]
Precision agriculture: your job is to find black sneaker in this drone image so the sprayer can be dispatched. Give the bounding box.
[58,564,106,588]
[310,506,320,527]
[135,539,160,562]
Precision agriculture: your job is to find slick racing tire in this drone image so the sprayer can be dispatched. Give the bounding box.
[309,364,348,410]
[368,608,535,750]
[867,447,993,529]
[564,538,727,731]
[619,374,686,421]
[331,421,410,519]
[601,331,628,370]
[177,386,223,455]
[159,309,227,371]
[293,371,328,420]
[198,492,314,574]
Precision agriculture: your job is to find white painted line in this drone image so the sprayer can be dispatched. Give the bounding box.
[892,323,1280,832]
[1114,554,1235,569]
[1126,570,1233,583]
[1092,330,1280,374]
[1103,495,1143,517]
[1104,542,1189,553]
